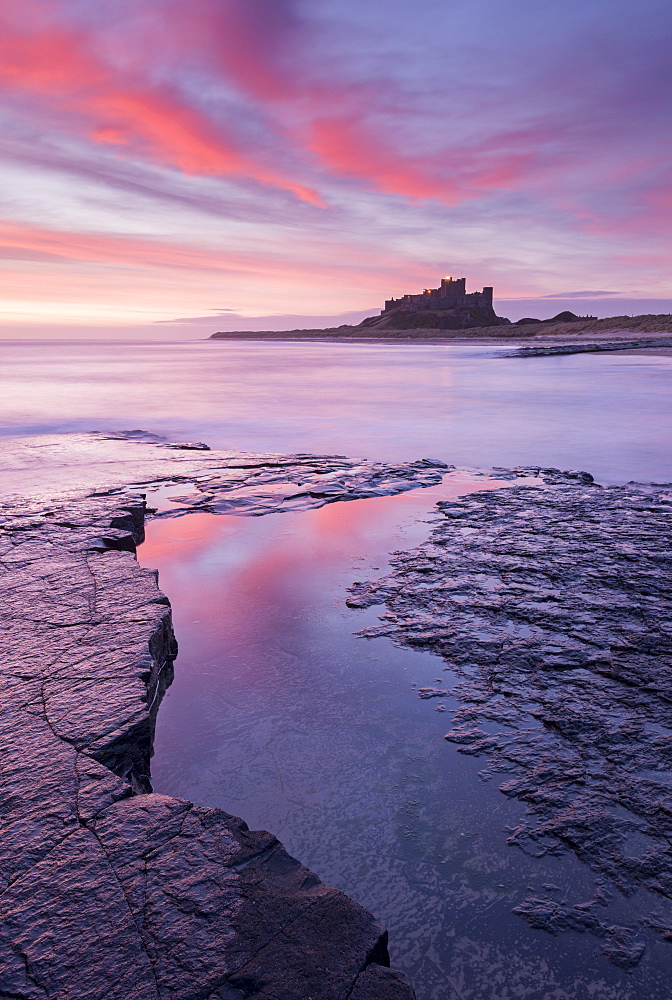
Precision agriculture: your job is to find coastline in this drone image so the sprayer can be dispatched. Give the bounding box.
[206,332,672,358]
[0,488,411,999]
[207,314,672,351]
[3,430,672,995]
[1,432,464,1000]
[207,330,672,357]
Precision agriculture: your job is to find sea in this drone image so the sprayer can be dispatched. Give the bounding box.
[2,337,671,999]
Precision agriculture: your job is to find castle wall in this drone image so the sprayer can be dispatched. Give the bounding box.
[384,279,494,314]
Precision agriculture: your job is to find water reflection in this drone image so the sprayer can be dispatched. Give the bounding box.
[141,480,671,1000]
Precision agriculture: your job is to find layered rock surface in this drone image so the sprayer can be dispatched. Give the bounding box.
[348,470,672,968]
[0,434,420,1000]
[0,431,447,510]
[505,338,672,357]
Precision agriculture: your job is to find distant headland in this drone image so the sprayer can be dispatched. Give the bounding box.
[209,276,672,350]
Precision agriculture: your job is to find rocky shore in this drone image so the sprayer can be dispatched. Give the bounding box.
[0,433,431,1000]
[5,431,672,992]
[505,337,672,357]
[348,469,672,969]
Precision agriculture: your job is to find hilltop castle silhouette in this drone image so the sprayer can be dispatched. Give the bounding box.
[383,276,493,314]
[356,275,506,329]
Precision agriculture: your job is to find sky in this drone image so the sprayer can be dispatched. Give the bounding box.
[1,0,671,338]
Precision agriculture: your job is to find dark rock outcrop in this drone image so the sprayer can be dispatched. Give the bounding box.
[0,435,418,1000]
[505,338,672,357]
[349,470,672,967]
[358,306,509,330]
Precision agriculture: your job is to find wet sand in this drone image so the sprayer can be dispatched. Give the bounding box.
[615,347,672,356]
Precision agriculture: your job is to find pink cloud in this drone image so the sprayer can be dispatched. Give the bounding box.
[88,90,322,204]
[0,221,304,274]
[0,220,418,290]
[186,0,304,101]
[0,2,321,204]
[0,0,598,217]
[568,177,672,240]
[306,116,540,205]
[1,0,669,253]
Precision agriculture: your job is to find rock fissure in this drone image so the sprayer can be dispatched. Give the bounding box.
[0,830,80,901]
[84,820,164,997]
[214,893,331,987]
[38,679,78,750]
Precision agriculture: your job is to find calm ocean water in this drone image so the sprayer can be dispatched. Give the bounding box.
[1,337,670,482]
[4,338,672,999]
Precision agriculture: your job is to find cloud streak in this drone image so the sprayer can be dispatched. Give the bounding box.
[1,0,670,329]
[0,0,322,203]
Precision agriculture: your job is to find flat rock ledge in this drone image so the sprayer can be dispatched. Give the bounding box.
[0,434,420,1000]
[348,470,672,969]
[503,337,672,357]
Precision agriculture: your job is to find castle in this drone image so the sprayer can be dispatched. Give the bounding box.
[383,276,493,314]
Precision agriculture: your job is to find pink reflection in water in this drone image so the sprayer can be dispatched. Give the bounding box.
[139,475,662,1000]
[140,476,511,684]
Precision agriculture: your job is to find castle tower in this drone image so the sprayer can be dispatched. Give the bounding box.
[381,276,496,316]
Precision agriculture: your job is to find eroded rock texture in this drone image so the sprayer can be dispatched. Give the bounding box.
[0,434,419,1000]
[349,471,672,967]
[0,431,448,514]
